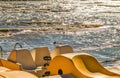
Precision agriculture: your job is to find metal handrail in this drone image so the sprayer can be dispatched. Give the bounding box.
[14,43,22,50]
[0,46,3,58]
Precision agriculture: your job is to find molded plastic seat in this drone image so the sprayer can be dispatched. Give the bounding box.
[7,49,45,77]
[72,53,120,77]
[0,58,38,78]
[51,45,73,59]
[7,49,37,70]
[31,46,50,67]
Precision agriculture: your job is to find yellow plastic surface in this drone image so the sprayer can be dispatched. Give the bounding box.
[0,59,38,78]
[47,53,120,78]
[47,55,89,78]
[72,54,120,76]
[51,45,73,59]
[0,58,21,70]
[31,46,50,66]
[0,71,38,78]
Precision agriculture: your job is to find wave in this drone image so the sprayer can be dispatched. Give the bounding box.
[13,29,33,35]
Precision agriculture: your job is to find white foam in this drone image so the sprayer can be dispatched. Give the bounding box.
[13,30,33,35]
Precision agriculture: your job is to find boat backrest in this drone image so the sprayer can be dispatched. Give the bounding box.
[51,45,73,59]
[7,49,36,70]
[31,46,50,66]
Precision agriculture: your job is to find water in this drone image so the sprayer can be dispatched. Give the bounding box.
[0,0,120,67]
[0,27,120,63]
[1,0,120,27]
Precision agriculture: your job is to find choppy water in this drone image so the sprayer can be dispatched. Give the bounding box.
[0,27,120,65]
[1,0,120,27]
[0,0,120,67]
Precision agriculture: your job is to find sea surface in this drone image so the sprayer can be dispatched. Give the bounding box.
[0,0,120,67]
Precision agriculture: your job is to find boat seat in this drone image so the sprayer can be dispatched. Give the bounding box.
[31,46,51,67]
[51,45,73,59]
[7,49,45,77]
[0,58,38,78]
[7,49,37,70]
[72,53,120,77]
